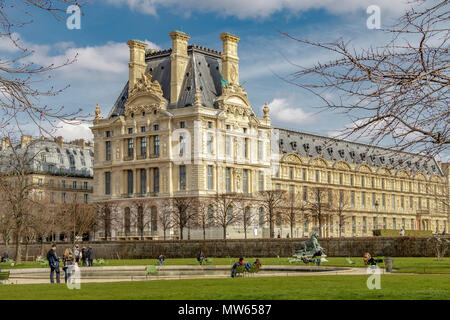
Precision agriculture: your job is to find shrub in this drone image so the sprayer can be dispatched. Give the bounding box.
[373,229,432,236]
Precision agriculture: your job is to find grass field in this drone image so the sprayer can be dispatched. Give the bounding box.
[2,257,449,274]
[0,274,449,300]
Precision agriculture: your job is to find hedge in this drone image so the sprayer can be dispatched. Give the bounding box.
[372,229,432,236]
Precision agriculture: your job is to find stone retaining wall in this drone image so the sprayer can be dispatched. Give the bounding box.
[1,236,448,260]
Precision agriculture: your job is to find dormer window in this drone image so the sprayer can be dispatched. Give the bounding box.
[370,155,376,162]
[407,161,412,167]
[303,143,310,152]
[327,147,333,156]
[389,158,395,165]
[415,162,420,169]
[380,156,385,164]
[349,151,355,159]
[360,153,366,161]
[280,139,284,145]
[290,141,297,149]
[338,149,345,158]
[316,146,322,154]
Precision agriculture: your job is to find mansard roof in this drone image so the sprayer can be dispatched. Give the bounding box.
[276,128,444,176]
[0,139,94,178]
[108,44,223,117]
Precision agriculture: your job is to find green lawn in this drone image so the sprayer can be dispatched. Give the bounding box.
[0,275,449,300]
[2,257,449,274]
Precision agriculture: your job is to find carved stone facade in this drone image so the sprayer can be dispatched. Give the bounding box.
[91,31,448,240]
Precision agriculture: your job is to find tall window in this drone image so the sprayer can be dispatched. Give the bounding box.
[410,196,414,210]
[179,165,186,190]
[83,194,88,203]
[393,218,397,230]
[339,173,343,185]
[151,207,158,232]
[127,170,133,194]
[401,195,405,209]
[290,167,294,180]
[179,134,185,155]
[382,178,385,189]
[207,165,213,190]
[361,176,365,187]
[383,217,387,229]
[243,169,248,193]
[259,207,265,227]
[207,133,213,154]
[351,191,355,208]
[207,205,214,224]
[105,141,111,160]
[361,191,366,208]
[258,140,263,160]
[391,194,395,210]
[274,165,279,178]
[362,217,367,234]
[373,217,378,229]
[140,169,146,194]
[302,168,307,181]
[327,171,331,184]
[302,186,307,203]
[105,172,111,195]
[154,135,160,155]
[153,168,159,193]
[289,185,294,203]
[141,137,147,156]
[258,171,264,191]
[382,194,386,208]
[127,138,134,157]
[226,168,231,193]
[243,138,248,158]
[315,170,320,182]
[350,174,354,186]
[225,136,231,156]
[124,207,131,236]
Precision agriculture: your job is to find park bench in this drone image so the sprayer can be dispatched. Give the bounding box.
[234,264,246,277]
[247,264,260,276]
[0,271,10,282]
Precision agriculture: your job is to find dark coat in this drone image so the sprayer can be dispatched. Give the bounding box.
[87,248,94,260]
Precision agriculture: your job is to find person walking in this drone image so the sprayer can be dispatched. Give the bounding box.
[47,244,60,284]
[197,251,205,265]
[87,246,94,267]
[81,246,87,266]
[73,245,81,264]
[63,248,74,284]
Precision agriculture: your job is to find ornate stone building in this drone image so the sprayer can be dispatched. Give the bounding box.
[91,31,448,240]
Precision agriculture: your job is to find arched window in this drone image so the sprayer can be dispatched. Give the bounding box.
[151,206,158,232]
[244,207,250,223]
[259,207,264,227]
[124,207,131,236]
[207,205,214,224]
[137,206,144,235]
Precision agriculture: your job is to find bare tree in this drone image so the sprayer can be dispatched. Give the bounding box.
[0,199,14,252]
[282,191,303,238]
[58,202,97,245]
[30,201,56,255]
[158,199,174,240]
[0,1,90,134]
[280,0,449,156]
[330,189,352,237]
[305,187,332,237]
[171,197,196,240]
[93,201,119,241]
[0,137,42,263]
[214,193,240,239]
[234,194,254,239]
[259,190,286,238]
[193,198,212,240]
[129,199,153,240]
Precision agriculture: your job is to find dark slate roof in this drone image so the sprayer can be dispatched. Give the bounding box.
[0,140,94,178]
[108,44,223,117]
[276,128,443,176]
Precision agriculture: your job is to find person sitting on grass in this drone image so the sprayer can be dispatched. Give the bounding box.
[253,258,262,269]
[363,252,383,266]
[157,254,166,266]
[231,257,245,277]
[301,253,313,264]
[197,251,205,265]
[1,252,8,263]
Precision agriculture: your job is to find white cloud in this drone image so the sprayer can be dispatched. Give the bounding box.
[52,121,94,142]
[265,98,314,125]
[104,0,411,19]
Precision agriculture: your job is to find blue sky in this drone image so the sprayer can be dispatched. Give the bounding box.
[4,0,431,154]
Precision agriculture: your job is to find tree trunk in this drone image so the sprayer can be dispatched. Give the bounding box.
[14,233,22,264]
[203,225,206,240]
[179,226,184,240]
[223,226,227,239]
[25,242,29,262]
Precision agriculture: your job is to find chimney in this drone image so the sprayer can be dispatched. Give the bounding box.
[55,136,64,148]
[127,40,148,94]
[1,137,10,150]
[21,135,32,148]
[220,32,240,85]
[169,30,190,105]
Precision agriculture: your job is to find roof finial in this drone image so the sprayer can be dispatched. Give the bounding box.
[94,103,101,122]
[263,101,270,119]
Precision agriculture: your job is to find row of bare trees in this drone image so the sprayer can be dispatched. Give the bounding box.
[89,188,355,242]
